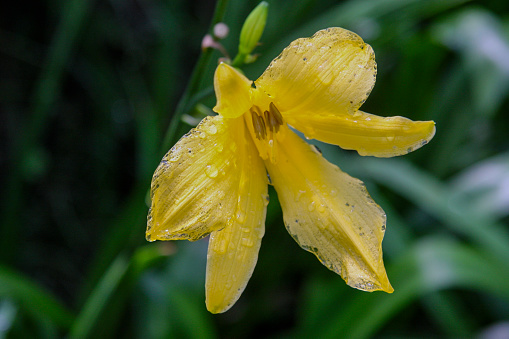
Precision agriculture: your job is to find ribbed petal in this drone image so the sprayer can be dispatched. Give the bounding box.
[264,127,393,292]
[255,27,376,118]
[285,110,436,157]
[213,63,252,118]
[205,134,268,313]
[147,115,262,241]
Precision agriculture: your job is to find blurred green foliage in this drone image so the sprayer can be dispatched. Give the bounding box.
[2,0,509,337]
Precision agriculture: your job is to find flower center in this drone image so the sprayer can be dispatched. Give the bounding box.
[249,102,283,140]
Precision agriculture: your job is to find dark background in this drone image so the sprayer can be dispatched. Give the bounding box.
[2,0,509,337]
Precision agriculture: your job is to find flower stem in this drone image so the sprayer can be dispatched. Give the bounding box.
[160,0,230,154]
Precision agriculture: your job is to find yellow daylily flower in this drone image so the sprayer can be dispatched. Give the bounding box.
[147,27,436,313]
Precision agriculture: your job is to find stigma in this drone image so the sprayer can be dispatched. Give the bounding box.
[250,102,284,140]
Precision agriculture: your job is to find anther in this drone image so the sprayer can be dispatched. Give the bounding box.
[264,110,273,132]
[249,103,284,140]
[250,107,266,139]
[257,114,267,139]
[269,102,283,125]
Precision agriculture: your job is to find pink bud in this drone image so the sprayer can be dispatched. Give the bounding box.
[213,23,229,39]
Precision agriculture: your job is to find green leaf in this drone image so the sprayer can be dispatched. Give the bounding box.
[0,265,74,329]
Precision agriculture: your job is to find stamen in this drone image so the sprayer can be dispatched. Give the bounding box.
[269,102,283,125]
[267,110,279,133]
[250,108,264,139]
[264,110,273,132]
[249,103,284,140]
[257,114,267,139]
[251,105,263,116]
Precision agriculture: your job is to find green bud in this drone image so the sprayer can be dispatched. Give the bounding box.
[238,1,269,56]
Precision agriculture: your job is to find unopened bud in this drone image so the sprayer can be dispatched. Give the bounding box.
[213,23,229,40]
[238,1,268,56]
[201,34,217,50]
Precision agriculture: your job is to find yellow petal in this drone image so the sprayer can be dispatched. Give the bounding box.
[286,110,436,157]
[147,115,264,241]
[255,27,376,117]
[213,63,252,118]
[205,142,268,313]
[264,127,393,292]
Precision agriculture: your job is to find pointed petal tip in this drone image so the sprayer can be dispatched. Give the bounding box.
[426,120,437,141]
[213,62,252,118]
[349,274,393,294]
[385,284,394,294]
[206,296,234,314]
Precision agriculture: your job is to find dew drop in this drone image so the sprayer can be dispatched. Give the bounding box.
[168,152,181,162]
[205,165,218,178]
[308,201,316,212]
[317,204,326,213]
[295,190,306,202]
[216,143,223,153]
[241,237,254,247]
[199,132,206,139]
[236,210,247,224]
[205,124,217,135]
[386,135,395,142]
[215,238,228,254]
[330,189,337,197]
[304,126,316,139]
[262,194,270,206]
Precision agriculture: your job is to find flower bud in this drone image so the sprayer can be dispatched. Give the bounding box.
[213,23,229,40]
[238,1,268,56]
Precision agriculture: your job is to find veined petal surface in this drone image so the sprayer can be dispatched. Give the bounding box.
[147,115,264,241]
[206,136,268,313]
[265,127,393,292]
[255,27,376,117]
[286,110,436,157]
[213,63,252,118]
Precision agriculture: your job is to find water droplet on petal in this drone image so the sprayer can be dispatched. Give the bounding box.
[205,124,217,135]
[330,189,337,197]
[236,210,246,224]
[168,152,181,162]
[317,204,326,213]
[262,194,270,206]
[241,237,254,247]
[205,165,218,178]
[308,201,316,212]
[295,190,306,202]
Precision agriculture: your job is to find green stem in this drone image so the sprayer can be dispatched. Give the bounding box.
[160,0,230,154]
[231,52,247,67]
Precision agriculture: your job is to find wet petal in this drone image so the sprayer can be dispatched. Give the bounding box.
[213,63,253,118]
[256,27,376,118]
[264,127,393,292]
[286,110,436,157]
[147,115,265,241]
[205,147,268,313]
